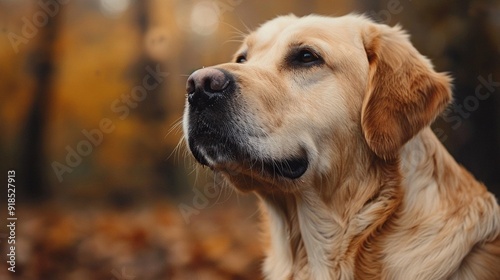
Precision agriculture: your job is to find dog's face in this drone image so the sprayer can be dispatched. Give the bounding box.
[183,14,451,193]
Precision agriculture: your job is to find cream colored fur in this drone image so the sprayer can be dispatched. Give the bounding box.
[184,14,500,279]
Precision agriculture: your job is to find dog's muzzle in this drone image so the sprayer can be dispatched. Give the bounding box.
[185,67,240,167]
[184,67,309,180]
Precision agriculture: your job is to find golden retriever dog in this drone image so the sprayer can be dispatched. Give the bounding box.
[182,14,500,279]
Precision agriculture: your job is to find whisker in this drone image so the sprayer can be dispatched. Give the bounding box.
[165,117,186,162]
[221,21,249,38]
[236,17,252,35]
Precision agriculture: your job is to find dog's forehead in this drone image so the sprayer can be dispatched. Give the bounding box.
[250,15,299,46]
[243,15,364,53]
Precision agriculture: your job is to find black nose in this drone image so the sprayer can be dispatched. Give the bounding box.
[186,68,233,110]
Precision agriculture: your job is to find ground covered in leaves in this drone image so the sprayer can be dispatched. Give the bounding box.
[0,199,264,280]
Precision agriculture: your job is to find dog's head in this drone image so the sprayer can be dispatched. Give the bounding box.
[183,14,451,192]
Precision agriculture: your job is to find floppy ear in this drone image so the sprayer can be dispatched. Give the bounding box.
[361,23,452,159]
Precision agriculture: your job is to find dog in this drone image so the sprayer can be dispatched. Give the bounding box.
[182,14,500,279]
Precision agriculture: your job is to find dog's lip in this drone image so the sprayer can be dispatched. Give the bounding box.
[211,154,309,181]
[262,157,309,179]
[185,137,306,178]
[201,153,308,178]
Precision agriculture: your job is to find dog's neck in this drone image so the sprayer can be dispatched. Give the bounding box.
[399,128,481,213]
[257,137,404,279]
[256,128,472,280]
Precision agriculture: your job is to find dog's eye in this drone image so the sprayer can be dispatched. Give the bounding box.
[288,48,322,67]
[297,50,318,64]
[236,55,247,63]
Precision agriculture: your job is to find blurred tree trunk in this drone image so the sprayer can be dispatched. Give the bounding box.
[20,4,64,201]
[111,0,182,202]
[133,0,167,121]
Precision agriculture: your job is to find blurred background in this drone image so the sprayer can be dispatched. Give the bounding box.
[0,0,499,279]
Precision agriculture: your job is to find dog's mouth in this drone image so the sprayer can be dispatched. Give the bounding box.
[260,157,309,179]
[187,133,309,180]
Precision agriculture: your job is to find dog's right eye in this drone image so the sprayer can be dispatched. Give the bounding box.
[286,47,324,68]
[293,49,322,66]
[296,50,318,64]
[236,55,247,63]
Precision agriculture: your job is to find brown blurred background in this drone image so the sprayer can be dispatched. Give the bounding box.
[0,0,499,279]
